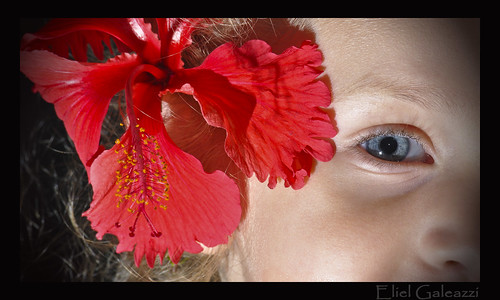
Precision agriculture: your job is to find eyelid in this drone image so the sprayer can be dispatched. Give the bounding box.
[354,125,421,145]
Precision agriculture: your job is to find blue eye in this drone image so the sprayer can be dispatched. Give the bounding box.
[360,134,425,162]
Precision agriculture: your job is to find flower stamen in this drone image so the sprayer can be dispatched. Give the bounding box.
[113,124,170,239]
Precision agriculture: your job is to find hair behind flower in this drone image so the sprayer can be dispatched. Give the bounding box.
[20,18,313,281]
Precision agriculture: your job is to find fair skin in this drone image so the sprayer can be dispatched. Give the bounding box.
[219,19,480,281]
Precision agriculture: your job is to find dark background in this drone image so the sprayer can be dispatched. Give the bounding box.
[19,18,84,282]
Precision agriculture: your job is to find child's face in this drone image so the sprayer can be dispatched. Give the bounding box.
[222,19,480,281]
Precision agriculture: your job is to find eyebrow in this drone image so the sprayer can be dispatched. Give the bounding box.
[335,73,455,112]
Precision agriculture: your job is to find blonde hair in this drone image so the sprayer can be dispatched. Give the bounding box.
[20,18,313,282]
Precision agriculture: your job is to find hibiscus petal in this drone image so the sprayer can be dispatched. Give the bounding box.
[21,18,160,62]
[168,40,336,189]
[156,18,203,70]
[166,69,255,131]
[84,81,241,267]
[20,50,141,173]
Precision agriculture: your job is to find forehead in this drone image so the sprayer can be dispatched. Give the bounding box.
[311,18,479,110]
[312,18,478,66]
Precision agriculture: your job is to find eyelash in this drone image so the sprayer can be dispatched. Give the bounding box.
[355,127,422,147]
[352,125,434,170]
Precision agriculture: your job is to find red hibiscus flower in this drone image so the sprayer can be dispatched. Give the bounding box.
[20,18,336,267]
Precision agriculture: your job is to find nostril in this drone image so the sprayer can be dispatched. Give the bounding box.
[443,260,471,280]
[444,260,464,270]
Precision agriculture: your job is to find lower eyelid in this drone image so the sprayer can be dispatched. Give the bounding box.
[347,149,435,196]
[352,145,433,174]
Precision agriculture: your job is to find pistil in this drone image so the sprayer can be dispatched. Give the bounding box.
[113,122,169,239]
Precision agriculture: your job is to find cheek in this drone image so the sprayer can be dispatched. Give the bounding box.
[236,177,337,281]
[235,157,445,281]
[236,173,405,281]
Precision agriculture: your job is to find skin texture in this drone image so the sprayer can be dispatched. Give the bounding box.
[220,19,480,281]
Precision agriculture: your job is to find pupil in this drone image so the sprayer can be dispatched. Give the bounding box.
[380,136,398,154]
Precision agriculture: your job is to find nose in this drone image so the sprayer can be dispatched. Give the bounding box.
[416,175,480,281]
[418,227,480,281]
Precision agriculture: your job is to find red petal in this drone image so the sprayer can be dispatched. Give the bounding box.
[84,81,241,267]
[20,50,141,172]
[21,18,160,62]
[155,18,203,70]
[168,40,336,189]
[167,69,255,130]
